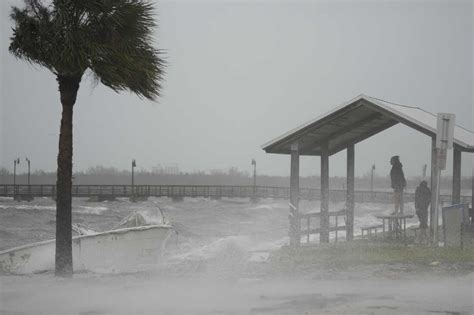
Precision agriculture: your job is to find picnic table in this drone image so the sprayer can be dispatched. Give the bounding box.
[376,213,414,241]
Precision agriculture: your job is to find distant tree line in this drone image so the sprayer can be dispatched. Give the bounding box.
[0,165,471,193]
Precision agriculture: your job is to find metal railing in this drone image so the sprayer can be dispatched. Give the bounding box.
[299,209,348,243]
[0,184,471,204]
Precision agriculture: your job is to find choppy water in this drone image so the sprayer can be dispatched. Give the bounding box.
[0,197,418,268]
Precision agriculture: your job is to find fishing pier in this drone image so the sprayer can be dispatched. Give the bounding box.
[1,184,470,204]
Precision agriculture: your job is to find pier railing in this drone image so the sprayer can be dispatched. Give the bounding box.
[299,209,348,243]
[0,184,471,204]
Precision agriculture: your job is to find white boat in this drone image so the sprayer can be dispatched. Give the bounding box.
[0,212,173,274]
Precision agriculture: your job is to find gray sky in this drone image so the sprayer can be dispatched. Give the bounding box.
[0,0,472,177]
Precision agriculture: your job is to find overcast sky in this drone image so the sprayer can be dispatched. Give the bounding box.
[0,0,472,178]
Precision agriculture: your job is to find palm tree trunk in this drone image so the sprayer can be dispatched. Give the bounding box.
[55,74,81,277]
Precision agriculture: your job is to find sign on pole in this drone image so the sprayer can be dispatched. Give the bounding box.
[436,113,455,150]
[433,113,455,246]
[435,148,447,171]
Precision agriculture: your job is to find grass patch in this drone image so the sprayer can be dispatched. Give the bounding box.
[270,241,474,271]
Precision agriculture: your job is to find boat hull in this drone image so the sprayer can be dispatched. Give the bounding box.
[0,225,173,274]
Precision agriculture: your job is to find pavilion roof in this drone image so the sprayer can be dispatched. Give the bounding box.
[262,94,474,156]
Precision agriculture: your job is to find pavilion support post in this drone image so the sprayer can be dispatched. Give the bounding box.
[452,148,461,204]
[346,144,355,241]
[289,143,300,246]
[320,141,330,243]
[430,137,438,243]
[471,167,473,209]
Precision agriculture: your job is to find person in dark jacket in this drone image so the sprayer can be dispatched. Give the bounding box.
[415,180,431,243]
[390,156,406,214]
[415,181,431,227]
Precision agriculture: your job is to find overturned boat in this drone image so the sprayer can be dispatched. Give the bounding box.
[0,212,173,274]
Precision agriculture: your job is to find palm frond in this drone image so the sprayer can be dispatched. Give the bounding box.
[9,1,57,73]
[10,0,165,100]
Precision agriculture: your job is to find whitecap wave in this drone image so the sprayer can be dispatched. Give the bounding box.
[76,206,108,214]
[138,209,168,225]
[0,204,56,211]
[248,203,286,211]
[171,235,253,261]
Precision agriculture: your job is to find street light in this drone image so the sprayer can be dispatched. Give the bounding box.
[251,159,257,202]
[25,158,31,185]
[132,159,136,199]
[13,158,20,185]
[25,158,31,200]
[370,164,376,199]
[13,158,20,199]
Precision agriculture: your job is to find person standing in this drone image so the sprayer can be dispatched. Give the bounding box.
[415,180,431,243]
[390,156,406,214]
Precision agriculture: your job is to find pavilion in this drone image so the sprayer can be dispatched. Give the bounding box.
[262,94,474,245]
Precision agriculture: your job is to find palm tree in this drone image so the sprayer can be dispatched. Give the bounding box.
[9,0,165,277]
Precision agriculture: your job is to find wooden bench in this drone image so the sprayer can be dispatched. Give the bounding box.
[361,224,383,238]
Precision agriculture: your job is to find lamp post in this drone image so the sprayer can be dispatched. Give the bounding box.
[25,158,31,200]
[131,159,136,200]
[13,158,20,199]
[370,164,375,200]
[25,158,31,185]
[251,159,257,202]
